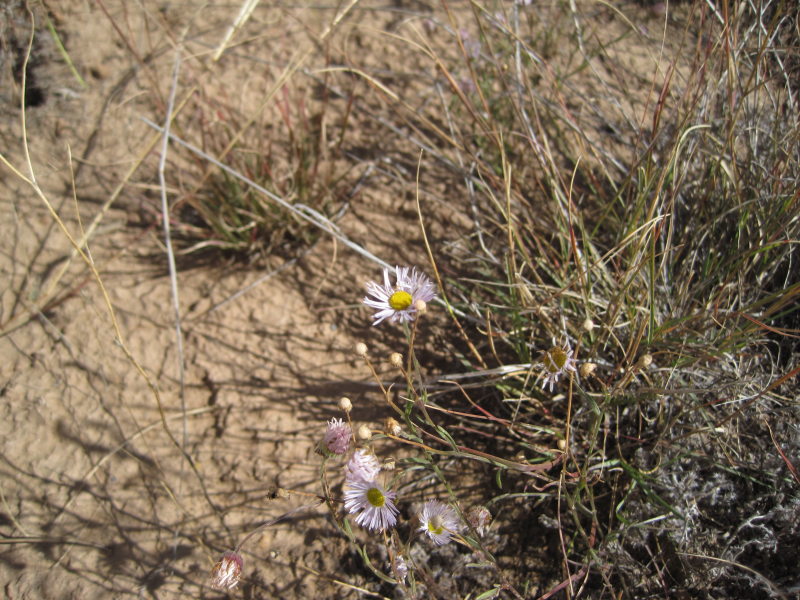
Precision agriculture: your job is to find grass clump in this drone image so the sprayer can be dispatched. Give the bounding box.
[161,83,350,262]
[128,26,355,265]
[210,2,799,596]
[253,2,798,598]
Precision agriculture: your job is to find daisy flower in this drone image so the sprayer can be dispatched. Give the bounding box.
[344,479,399,532]
[345,448,381,483]
[323,418,351,455]
[418,500,461,545]
[540,340,577,391]
[210,551,243,590]
[363,266,437,326]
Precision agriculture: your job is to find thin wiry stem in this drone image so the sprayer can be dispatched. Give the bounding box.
[158,45,189,558]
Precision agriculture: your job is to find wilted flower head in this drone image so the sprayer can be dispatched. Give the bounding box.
[467,505,492,536]
[363,266,437,326]
[418,500,461,545]
[392,554,409,583]
[541,340,577,391]
[345,448,381,483]
[324,417,351,455]
[384,417,402,436]
[210,551,243,590]
[344,479,399,532]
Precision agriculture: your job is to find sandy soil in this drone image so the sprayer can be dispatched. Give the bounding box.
[0,2,440,598]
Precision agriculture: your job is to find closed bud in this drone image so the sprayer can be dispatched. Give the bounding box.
[413,299,427,314]
[355,342,368,357]
[579,362,596,378]
[357,424,372,440]
[389,352,403,367]
[637,354,653,369]
[582,318,595,332]
[338,396,352,412]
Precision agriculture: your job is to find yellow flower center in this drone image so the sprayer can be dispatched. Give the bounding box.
[366,487,386,508]
[427,515,445,535]
[388,290,413,311]
[544,347,567,373]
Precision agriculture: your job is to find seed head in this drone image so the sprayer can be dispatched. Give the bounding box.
[579,362,597,378]
[389,352,403,368]
[637,354,653,369]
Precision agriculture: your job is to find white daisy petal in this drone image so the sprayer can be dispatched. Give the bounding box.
[344,479,399,532]
[418,500,461,545]
[540,340,577,391]
[362,266,437,326]
[345,449,381,483]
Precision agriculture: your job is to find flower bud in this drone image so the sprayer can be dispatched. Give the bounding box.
[579,362,596,378]
[637,354,653,369]
[338,396,352,413]
[582,318,595,332]
[389,352,403,368]
[355,342,368,357]
[357,424,372,440]
[413,299,427,314]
